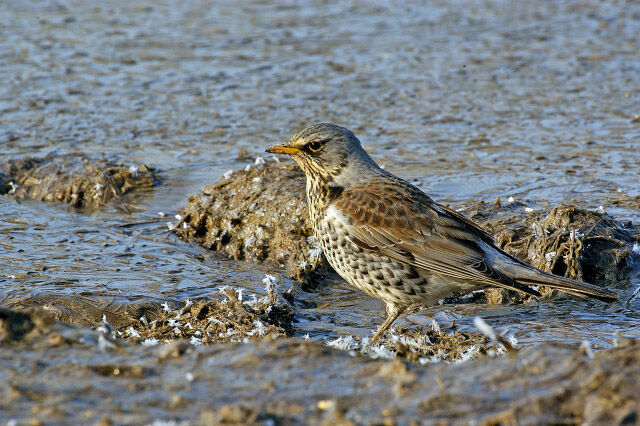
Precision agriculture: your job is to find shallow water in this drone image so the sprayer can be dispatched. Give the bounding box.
[1,0,640,420]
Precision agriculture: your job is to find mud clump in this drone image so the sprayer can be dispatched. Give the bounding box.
[175,158,330,283]
[0,154,156,209]
[459,201,638,302]
[121,286,295,345]
[3,278,295,346]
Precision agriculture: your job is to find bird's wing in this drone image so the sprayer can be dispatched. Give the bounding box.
[333,178,540,296]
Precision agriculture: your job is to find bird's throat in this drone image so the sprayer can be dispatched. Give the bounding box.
[306,176,343,227]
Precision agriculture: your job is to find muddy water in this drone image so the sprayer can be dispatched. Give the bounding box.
[2,0,640,423]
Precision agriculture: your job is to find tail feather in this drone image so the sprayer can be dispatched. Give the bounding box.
[516,272,618,303]
[516,275,618,302]
[486,242,618,303]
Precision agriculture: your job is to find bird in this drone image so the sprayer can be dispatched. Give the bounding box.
[266,123,618,345]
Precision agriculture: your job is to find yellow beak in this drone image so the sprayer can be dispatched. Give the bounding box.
[265,144,301,155]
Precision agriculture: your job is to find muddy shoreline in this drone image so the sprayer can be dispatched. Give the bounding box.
[1,307,638,425]
[2,0,640,423]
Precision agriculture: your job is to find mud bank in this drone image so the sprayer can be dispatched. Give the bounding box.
[2,279,294,345]
[0,155,156,209]
[2,284,496,364]
[1,307,638,424]
[176,160,637,294]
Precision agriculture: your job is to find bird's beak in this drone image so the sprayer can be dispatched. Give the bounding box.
[265,144,301,155]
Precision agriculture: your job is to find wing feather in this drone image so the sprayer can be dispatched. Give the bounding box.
[334,178,539,296]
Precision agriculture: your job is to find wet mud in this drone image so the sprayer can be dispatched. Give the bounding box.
[0,155,156,209]
[1,307,638,425]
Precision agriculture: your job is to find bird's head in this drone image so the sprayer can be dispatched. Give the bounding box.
[266,123,380,186]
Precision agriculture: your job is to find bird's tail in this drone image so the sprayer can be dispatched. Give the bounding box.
[512,266,618,302]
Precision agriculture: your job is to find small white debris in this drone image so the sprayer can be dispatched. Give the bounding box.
[252,177,261,183]
[126,327,141,338]
[298,261,308,269]
[461,289,485,301]
[128,164,139,177]
[473,317,498,342]
[139,316,149,327]
[580,340,594,358]
[248,319,268,336]
[254,156,265,165]
[304,334,310,341]
[141,338,159,346]
[431,318,441,335]
[174,214,182,221]
[308,247,323,260]
[185,372,195,382]
[157,211,166,218]
[455,345,482,363]
[506,196,516,204]
[270,155,280,163]
[595,205,606,214]
[8,274,16,279]
[96,314,114,336]
[391,333,432,347]
[184,298,193,307]
[168,319,182,327]
[365,343,395,359]
[262,274,277,294]
[244,164,252,172]
[172,327,182,335]
[166,222,175,231]
[326,335,357,351]
[524,207,534,213]
[223,170,233,179]
[8,181,18,194]
[632,242,640,255]
[92,183,104,198]
[161,302,171,313]
[236,288,243,301]
[545,251,557,262]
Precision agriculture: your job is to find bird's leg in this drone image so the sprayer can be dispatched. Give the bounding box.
[369,303,407,346]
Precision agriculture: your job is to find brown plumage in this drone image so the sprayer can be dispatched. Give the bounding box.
[267,123,618,344]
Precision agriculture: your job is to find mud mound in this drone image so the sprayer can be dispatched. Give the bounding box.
[175,158,330,283]
[121,286,295,345]
[457,201,638,302]
[0,155,156,209]
[327,324,496,364]
[2,277,295,346]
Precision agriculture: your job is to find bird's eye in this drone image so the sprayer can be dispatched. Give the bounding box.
[306,141,323,152]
